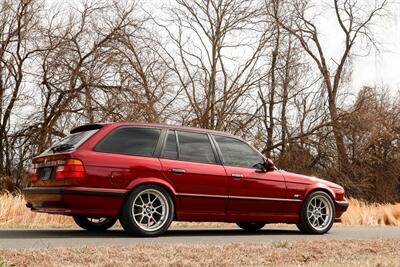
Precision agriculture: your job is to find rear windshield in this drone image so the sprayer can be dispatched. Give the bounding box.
[42,129,98,154]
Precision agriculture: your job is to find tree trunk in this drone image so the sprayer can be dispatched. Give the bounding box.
[328,98,351,174]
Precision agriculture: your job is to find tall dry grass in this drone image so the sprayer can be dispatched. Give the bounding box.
[0,193,73,228]
[1,193,400,228]
[341,198,400,226]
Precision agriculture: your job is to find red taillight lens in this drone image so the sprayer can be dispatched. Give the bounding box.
[30,165,38,181]
[55,159,85,179]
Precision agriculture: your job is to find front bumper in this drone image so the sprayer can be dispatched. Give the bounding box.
[335,200,349,208]
[23,187,127,217]
[334,199,349,222]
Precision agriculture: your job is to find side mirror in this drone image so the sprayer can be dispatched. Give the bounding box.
[253,162,267,172]
[265,158,276,171]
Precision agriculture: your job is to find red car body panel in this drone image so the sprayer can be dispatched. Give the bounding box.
[160,158,228,218]
[225,167,287,214]
[23,122,349,224]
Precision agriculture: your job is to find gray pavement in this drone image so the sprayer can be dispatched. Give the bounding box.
[0,226,399,249]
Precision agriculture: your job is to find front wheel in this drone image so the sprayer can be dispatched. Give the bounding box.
[236,222,266,231]
[119,184,174,237]
[297,191,335,234]
[73,216,117,231]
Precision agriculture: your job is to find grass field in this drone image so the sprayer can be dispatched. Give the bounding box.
[0,239,399,266]
[1,193,400,228]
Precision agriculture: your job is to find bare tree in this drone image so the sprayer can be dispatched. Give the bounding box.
[269,0,388,175]
[257,1,326,160]
[160,0,270,132]
[109,15,177,123]
[340,87,400,201]
[0,0,42,181]
[28,1,154,151]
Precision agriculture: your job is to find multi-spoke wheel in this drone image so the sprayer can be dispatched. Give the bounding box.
[73,216,117,231]
[236,222,266,232]
[120,184,174,236]
[297,191,335,234]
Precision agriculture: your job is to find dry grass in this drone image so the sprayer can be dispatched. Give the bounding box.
[0,193,74,228]
[1,193,400,228]
[0,239,399,266]
[341,198,400,226]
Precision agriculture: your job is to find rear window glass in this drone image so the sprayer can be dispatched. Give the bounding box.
[177,131,216,164]
[43,129,98,154]
[95,127,161,157]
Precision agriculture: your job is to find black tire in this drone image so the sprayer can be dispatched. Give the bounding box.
[73,216,117,231]
[236,222,266,231]
[297,191,335,234]
[119,184,174,237]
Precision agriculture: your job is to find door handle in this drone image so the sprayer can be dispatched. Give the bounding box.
[231,173,244,178]
[171,168,186,174]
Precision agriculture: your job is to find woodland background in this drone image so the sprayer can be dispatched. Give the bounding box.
[0,0,399,202]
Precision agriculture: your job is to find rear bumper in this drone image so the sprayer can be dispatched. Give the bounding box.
[23,187,127,217]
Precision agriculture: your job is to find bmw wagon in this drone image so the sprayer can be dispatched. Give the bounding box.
[23,122,349,236]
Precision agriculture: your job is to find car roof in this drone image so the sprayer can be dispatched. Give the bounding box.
[71,122,236,138]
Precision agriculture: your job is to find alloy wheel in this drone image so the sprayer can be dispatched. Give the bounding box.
[132,189,169,232]
[306,194,333,231]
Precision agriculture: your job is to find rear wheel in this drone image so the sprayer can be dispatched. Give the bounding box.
[120,184,174,237]
[236,222,266,231]
[73,216,117,231]
[297,191,335,234]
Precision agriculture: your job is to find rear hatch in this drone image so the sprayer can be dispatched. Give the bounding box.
[31,126,101,184]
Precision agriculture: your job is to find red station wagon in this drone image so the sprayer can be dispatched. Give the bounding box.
[23,123,349,236]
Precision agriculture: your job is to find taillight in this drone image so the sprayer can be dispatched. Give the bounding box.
[55,159,85,179]
[30,165,38,181]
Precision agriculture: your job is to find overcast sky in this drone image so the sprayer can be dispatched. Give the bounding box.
[351,2,400,92]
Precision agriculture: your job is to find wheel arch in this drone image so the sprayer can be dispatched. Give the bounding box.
[303,186,336,204]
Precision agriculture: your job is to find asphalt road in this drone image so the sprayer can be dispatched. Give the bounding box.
[1,226,399,249]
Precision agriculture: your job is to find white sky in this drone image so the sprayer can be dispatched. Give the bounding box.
[349,2,400,92]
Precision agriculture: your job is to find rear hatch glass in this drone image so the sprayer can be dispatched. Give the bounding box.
[41,129,99,155]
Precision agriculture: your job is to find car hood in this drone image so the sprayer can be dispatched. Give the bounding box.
[280,170,344,190]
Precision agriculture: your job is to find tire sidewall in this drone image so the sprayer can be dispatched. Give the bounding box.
[121,184,174,237]
[73,216,117,231]
[301,191,335,234]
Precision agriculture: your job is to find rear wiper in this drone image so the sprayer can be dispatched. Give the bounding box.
[51,143,74,153]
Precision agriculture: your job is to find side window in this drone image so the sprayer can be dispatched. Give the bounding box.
[162,130,178,160]
[213,135,264,168]
[95,127,161,157]
[177,131,216,164]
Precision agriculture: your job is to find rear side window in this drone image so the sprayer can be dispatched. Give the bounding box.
[177,131,216,164]
[213,135,264,168]
[162,130,178,160]
[95,127,161,157]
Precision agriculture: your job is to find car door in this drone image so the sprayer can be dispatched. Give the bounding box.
[159,130,228,219]
[212,135,287,218]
